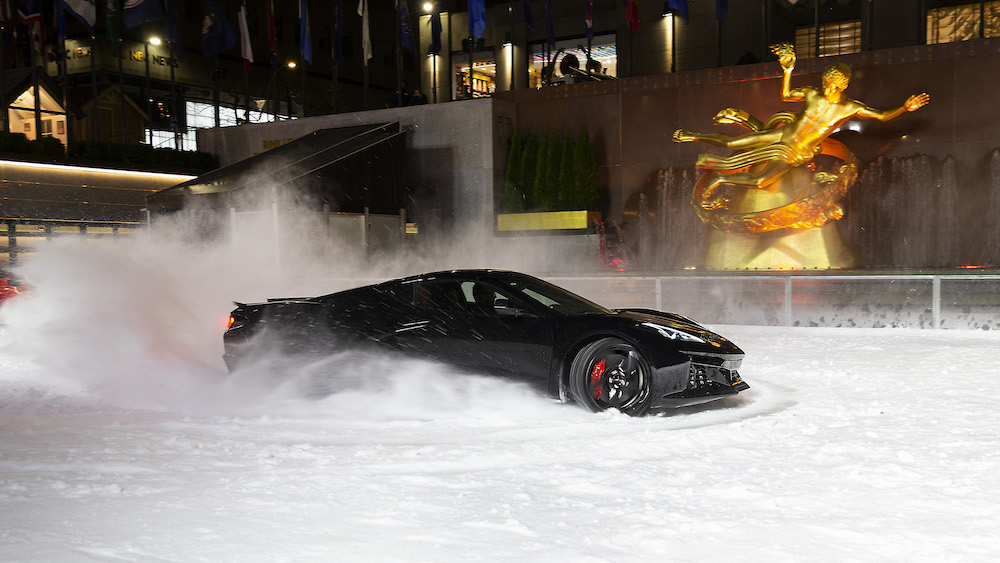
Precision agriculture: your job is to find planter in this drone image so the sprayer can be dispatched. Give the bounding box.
[497,211,601,233]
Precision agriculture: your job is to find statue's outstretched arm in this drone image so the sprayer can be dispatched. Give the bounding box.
[857,92,931,122]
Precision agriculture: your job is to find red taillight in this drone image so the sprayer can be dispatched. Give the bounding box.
[227,315,236,329]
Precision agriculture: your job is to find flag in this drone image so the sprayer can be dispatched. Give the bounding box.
[395,0,413,51]
[122,0,164,28]
[299,0,312,63]
[625,0,639,31]
[62,0,96,32]
[357,0,370,65]
[667,0,688,24]
[238,0,252,71]
[469,0,485,39]
[266,0,278,69]
[543,0,553,46]
[428,9,441,55]
[17,0,40,24]
[332,0,342,64]
[716,0,727,23]
[585,0,593,41]
[202,0,236,58]
[522,0,534,33]
[18,0,44,64]
[105,0,118,43]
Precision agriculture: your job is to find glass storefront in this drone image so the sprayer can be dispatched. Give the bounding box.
[453,58,497,99]
[529,33,617,88]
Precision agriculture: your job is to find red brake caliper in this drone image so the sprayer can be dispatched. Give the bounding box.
[589,359,606,400]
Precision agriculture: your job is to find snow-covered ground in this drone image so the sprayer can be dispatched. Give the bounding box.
[2,240,999,562]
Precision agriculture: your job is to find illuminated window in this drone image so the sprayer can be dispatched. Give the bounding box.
[927,1,1000,43]
[530,34,618,88]
[146,101,284,150]
[795,20,861,58]
[454,58,497,98]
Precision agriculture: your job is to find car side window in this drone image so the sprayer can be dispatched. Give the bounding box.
[409,280,512,317]
[462,281,503,316]
[413,281,466,312]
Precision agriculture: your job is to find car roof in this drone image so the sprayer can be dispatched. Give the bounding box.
[389,269,537,286]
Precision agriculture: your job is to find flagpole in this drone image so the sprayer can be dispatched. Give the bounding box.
[331,65,337,112]
[91,34,98,141]
[31,15,41,142]
[244,67,250,122]
[717,20,723,67]
[272,68,278,120]
[171,41,179,148]
[814,0,820,57]
[144,39,152,144]
[59,12,68,149]
[117,38,126,142]
[670,16,676,73]
[214,58,221,127]
[1,19,8,134]
[300,1,307,118]
[508,0,513,91]
[361,0,369,110]
[330,0,338,113]
[395,9,402,107]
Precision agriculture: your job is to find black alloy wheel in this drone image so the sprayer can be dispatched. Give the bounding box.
[568,337,651,416]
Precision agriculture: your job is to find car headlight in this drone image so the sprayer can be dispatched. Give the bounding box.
[641,322,706,344]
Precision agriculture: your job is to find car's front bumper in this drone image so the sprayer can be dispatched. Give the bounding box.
[649,353,749,410]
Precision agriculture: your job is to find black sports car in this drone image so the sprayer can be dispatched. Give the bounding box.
[223,270,748,416]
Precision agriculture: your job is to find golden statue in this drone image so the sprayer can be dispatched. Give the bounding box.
[672,44,930,268]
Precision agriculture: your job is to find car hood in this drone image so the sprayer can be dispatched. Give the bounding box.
[612,308,744,355]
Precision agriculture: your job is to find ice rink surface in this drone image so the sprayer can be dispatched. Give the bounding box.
[1,240,999,562]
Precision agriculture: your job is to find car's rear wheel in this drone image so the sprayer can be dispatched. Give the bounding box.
[568,337,651,416]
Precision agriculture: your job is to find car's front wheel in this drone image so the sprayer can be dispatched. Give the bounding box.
[568,338,651,416]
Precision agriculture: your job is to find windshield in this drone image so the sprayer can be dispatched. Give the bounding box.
[500,275,609,316]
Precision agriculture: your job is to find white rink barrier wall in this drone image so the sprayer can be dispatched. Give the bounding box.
[547,275,1000,330]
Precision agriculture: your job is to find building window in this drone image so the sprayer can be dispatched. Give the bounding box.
[453,58,497,98]
[795,20,861,57]
[927,1,1000,43]
[147,101,284,151]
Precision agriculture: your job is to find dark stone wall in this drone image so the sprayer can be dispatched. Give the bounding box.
[497,38,1000,270]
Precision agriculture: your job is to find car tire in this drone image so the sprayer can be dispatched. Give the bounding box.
[568,337,651,416]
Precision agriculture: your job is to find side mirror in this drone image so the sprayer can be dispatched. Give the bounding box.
[494,298,535,318]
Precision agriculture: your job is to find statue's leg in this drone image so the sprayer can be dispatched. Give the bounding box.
[725,160,791,189]
[675,128,782,150]
[699,159,793,209]
[673,130,735,146]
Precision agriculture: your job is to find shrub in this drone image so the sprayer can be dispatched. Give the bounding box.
[503,126,599,212]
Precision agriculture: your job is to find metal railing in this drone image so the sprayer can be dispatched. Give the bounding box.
[548,274,1000,330]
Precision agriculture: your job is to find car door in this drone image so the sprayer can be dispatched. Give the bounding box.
[386,279,554,382]
[457,280,553,381]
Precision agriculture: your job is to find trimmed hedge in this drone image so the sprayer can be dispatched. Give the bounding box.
[68,140,219,171]
[502,126,599,213]
[0,131,218,172]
